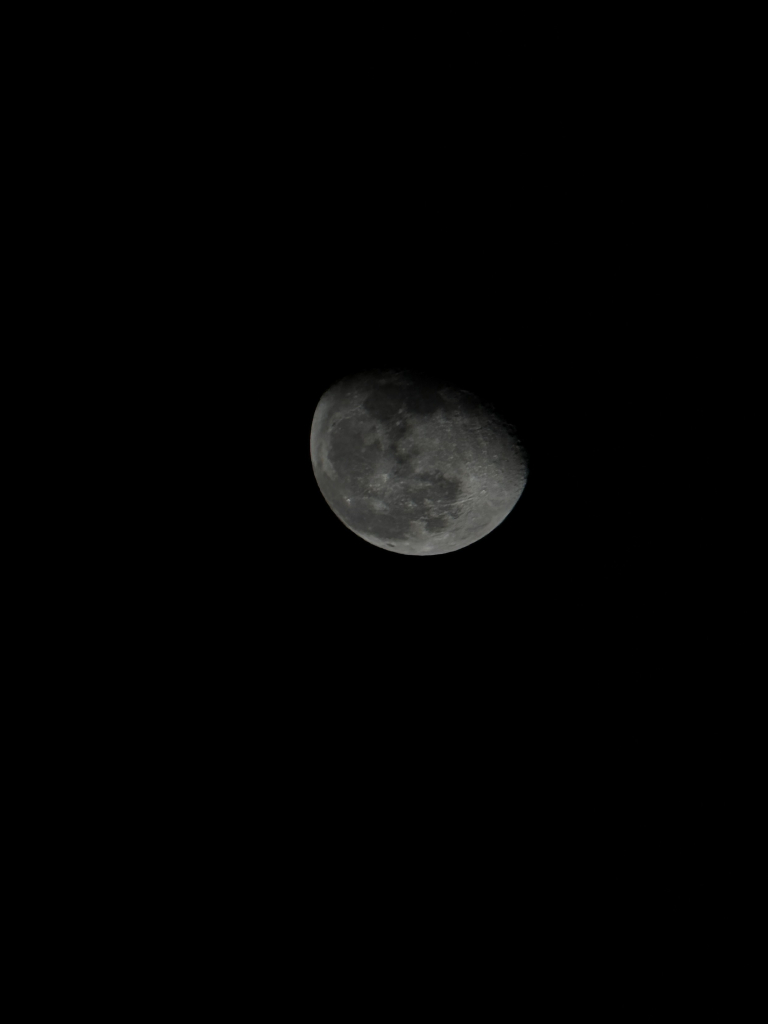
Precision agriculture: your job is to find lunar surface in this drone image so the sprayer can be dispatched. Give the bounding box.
[310,369,528,555]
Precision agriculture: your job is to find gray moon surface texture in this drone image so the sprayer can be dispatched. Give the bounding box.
[310,370,528,555]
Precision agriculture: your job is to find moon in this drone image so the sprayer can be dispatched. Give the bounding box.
[310,369,528,555]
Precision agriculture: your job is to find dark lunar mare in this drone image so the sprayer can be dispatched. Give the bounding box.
[324,413,463,543]
[362,372,450,419]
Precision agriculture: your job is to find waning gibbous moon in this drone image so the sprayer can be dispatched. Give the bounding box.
[310,369,528,555]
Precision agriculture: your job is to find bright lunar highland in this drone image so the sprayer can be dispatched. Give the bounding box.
[310,369,528,555]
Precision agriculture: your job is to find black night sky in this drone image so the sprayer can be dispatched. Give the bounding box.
[112,15,719,932]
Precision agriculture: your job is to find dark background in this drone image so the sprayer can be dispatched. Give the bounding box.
[124,30,675,679]
[58,11,726,934]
